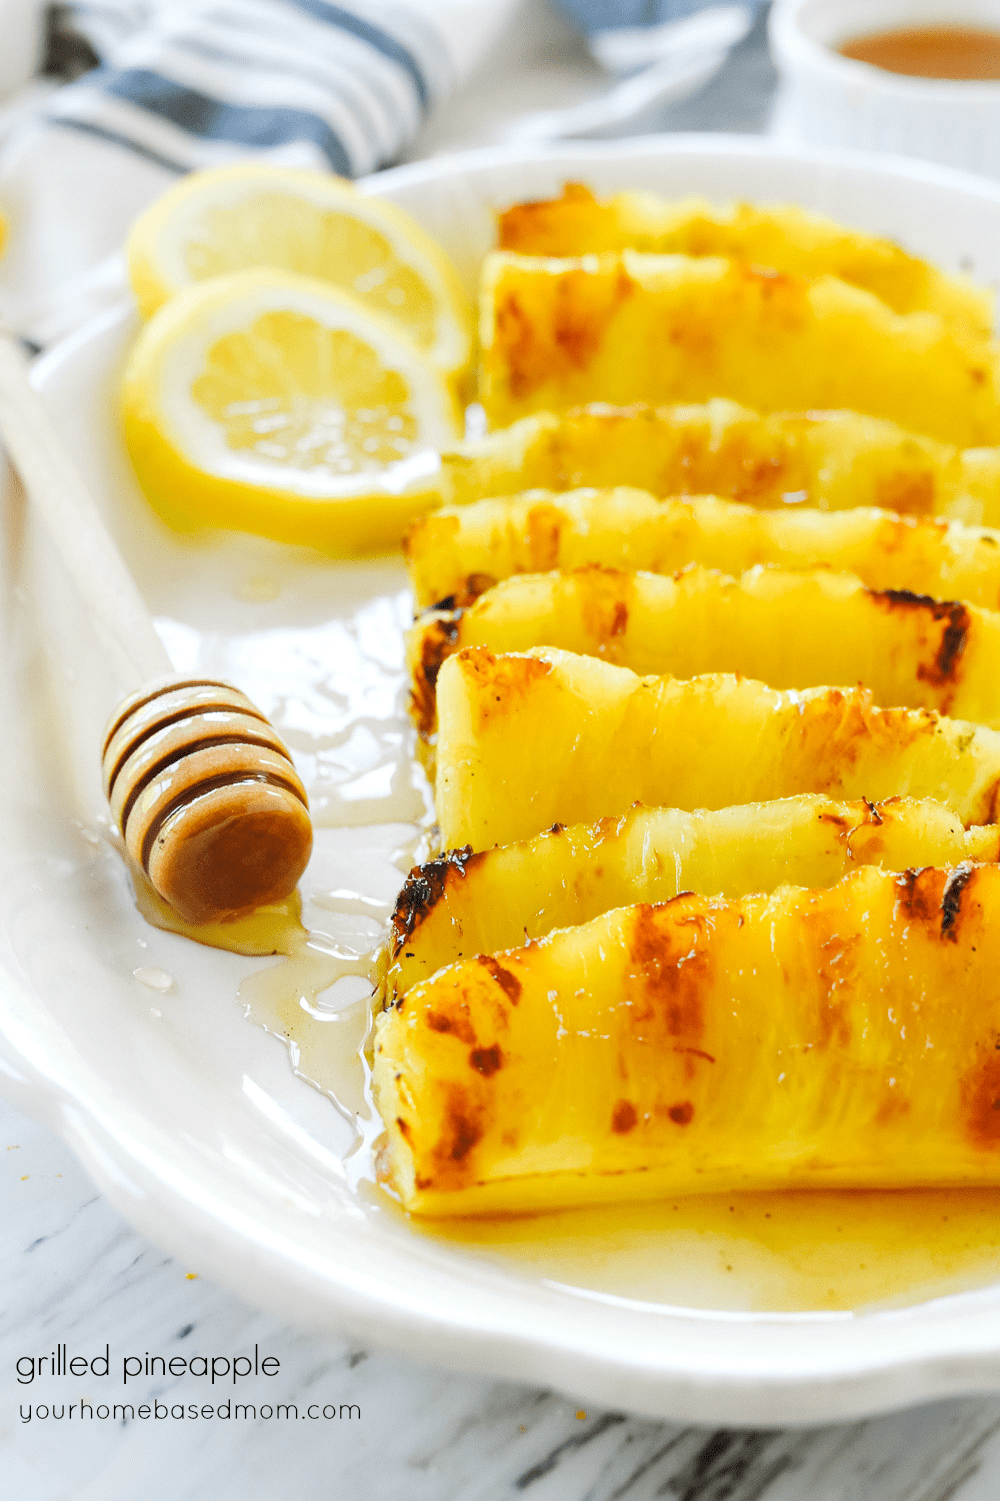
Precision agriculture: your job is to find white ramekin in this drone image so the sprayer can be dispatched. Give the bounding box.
[770,0,1000,180]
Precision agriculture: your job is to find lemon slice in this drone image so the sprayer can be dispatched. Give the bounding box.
[126,164,472,380]
[121,269,462,555]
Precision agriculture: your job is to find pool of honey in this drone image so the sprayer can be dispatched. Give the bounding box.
[135,873,1000,1316]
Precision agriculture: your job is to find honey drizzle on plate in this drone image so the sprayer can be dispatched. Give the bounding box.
[133,867,380,1135]
[131,827,1000,1312]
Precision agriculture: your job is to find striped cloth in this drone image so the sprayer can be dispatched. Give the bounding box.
[44,0,463,177]
[554,0,764,32]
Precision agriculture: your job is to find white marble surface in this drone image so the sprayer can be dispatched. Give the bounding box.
[8,1088,1000,1501]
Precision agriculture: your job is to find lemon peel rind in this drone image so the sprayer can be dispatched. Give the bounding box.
[121,268,459,555]
[125,163,473,378]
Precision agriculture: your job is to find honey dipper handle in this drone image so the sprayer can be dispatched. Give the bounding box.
[0,330,170,687]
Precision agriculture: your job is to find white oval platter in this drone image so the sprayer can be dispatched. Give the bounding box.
[4,136,1000,1427]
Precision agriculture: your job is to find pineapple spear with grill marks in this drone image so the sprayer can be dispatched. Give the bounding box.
[497,185,993,336]
[405,489,1000,613]
[434,646,1000,851]
[375,189,1000,1219]
[432,402,1000,522]
[479,253,1000,445]
[387,794,1000,1002]
[374,862,1000,1216]
[408,565,1000,743]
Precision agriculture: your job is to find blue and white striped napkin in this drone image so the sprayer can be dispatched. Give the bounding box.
[0,0,754,343]
[45,0,467,177]
[0,0,512,343]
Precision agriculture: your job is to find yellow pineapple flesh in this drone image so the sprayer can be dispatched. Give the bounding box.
[435,402,1000,522]
[409,566,1000,741]
[406,488,1000,613]
[434,646,1000,850]
[374,862,1000,1215]
[497,185,993,336]
[387,795,1000,1002]
[479,253,1000,446]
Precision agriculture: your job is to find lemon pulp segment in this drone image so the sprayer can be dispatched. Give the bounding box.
[185,197,439,351]
[192,312,420,474]
[126,165,472,378]
[122,269,459,554]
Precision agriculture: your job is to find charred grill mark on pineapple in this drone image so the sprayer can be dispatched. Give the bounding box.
[412,613,463,738]
[391,845,478,952]
[575,566,632,652]
[930,606,972,686]
[895,863,978,940]
[426,1008,476,1043]
[897,866,949,924]
[470,1045,502,1076]
[628,901,711,1042]
[414,1074,491,1190]
[941,862,976,939]
[495,291,540,402]
[460,647,554,729]
[611,1100,637,1133]
[477,954,522,1004]
[553,264,635,371]
[964,1052,1000,1149]
[874,467,937,516]
[871,589,971,697]
[731,449,795,504]
[667,1101,695,1125]
[525,502,564,570]
[430,574,497,612]
[498,182,598,254]
[443,1089,483,1164]
[496,263,636,401]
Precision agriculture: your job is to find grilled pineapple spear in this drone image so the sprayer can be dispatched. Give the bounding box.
[374,862,1000,1216]
[409,565,1000,742]
[435,403,1000,521]
[480,253,1000,445]
[435,646,1000,850]
[406,489,1000,612]
[497,185,993,336]
[387,794,1000,1002]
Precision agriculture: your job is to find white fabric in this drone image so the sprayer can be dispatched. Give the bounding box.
[0,0,516,343]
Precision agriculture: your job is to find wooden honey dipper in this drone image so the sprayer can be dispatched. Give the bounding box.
[0,329,312,926]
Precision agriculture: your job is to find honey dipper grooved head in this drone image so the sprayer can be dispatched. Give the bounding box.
[102,674,312,925]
